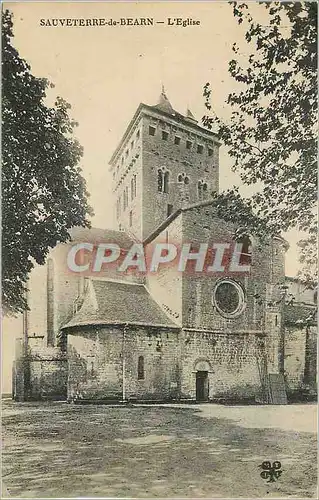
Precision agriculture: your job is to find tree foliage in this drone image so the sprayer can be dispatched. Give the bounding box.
[203,2,317,283]
[2,9,93,315]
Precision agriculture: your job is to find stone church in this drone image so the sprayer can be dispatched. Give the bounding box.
[13,91,317,404]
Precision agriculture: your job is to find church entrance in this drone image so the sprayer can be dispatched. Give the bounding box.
[196,371,209,402]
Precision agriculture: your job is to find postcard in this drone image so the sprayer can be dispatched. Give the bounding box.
[2,1,317,498]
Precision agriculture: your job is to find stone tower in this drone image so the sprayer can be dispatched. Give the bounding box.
[109,90,220,241]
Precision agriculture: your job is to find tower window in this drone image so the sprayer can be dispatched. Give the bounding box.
[186,140,192,150]
[158,170,163,192]
[123,186,129,211]
[197,144,204,154]
[131,140,134,150]
[208,148,213,157]
[131,174,137,200]
[167,204,174,217]
[184,176,190,185]
[136,129,140,140]
[129,210,133,227]
[138,356,145,380]
[149,126,156,136]
[162,130,169,141]
[158,169,169,193]
[178,174,183,182]
[125,149,129,158]
[174,136,181,145]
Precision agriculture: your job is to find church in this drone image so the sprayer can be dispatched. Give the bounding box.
[13,91,317,404]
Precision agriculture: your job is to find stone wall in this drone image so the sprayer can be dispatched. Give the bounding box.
[284,325,317,398]
[67,325,181,401]
[180,330,264,402]
[13,337,67,401]
[67,324,266,403]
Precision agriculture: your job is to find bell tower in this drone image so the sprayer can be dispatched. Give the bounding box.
[109,89,220,241]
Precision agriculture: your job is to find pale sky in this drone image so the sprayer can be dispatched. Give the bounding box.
[2,1,304,392]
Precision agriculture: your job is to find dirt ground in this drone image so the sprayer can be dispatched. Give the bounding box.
[2,398,317,498]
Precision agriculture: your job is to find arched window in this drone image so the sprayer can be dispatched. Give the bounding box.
[138,356,144,380]
[178,174,183,183]
[123,186,129,210]
[131,177,134,201]
[163,171,169,193]
[158,169,169,193]
[157,170,163,192]
[184,176,189,185]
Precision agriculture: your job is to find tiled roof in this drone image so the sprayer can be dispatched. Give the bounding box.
[62,279,178,330]
[68,227,134,249]
[284,304,317,326]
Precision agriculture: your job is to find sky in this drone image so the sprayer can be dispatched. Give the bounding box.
[2,1,305,392]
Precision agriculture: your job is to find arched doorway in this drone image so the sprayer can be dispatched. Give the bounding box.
[194,360,211,402]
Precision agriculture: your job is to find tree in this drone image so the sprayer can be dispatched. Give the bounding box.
[203,2,317,285]
[2,9,93,315]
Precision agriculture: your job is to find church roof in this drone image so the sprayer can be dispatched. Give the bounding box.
[62,279,178,330]
[143,199,289,250]
[68,227,134,250]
